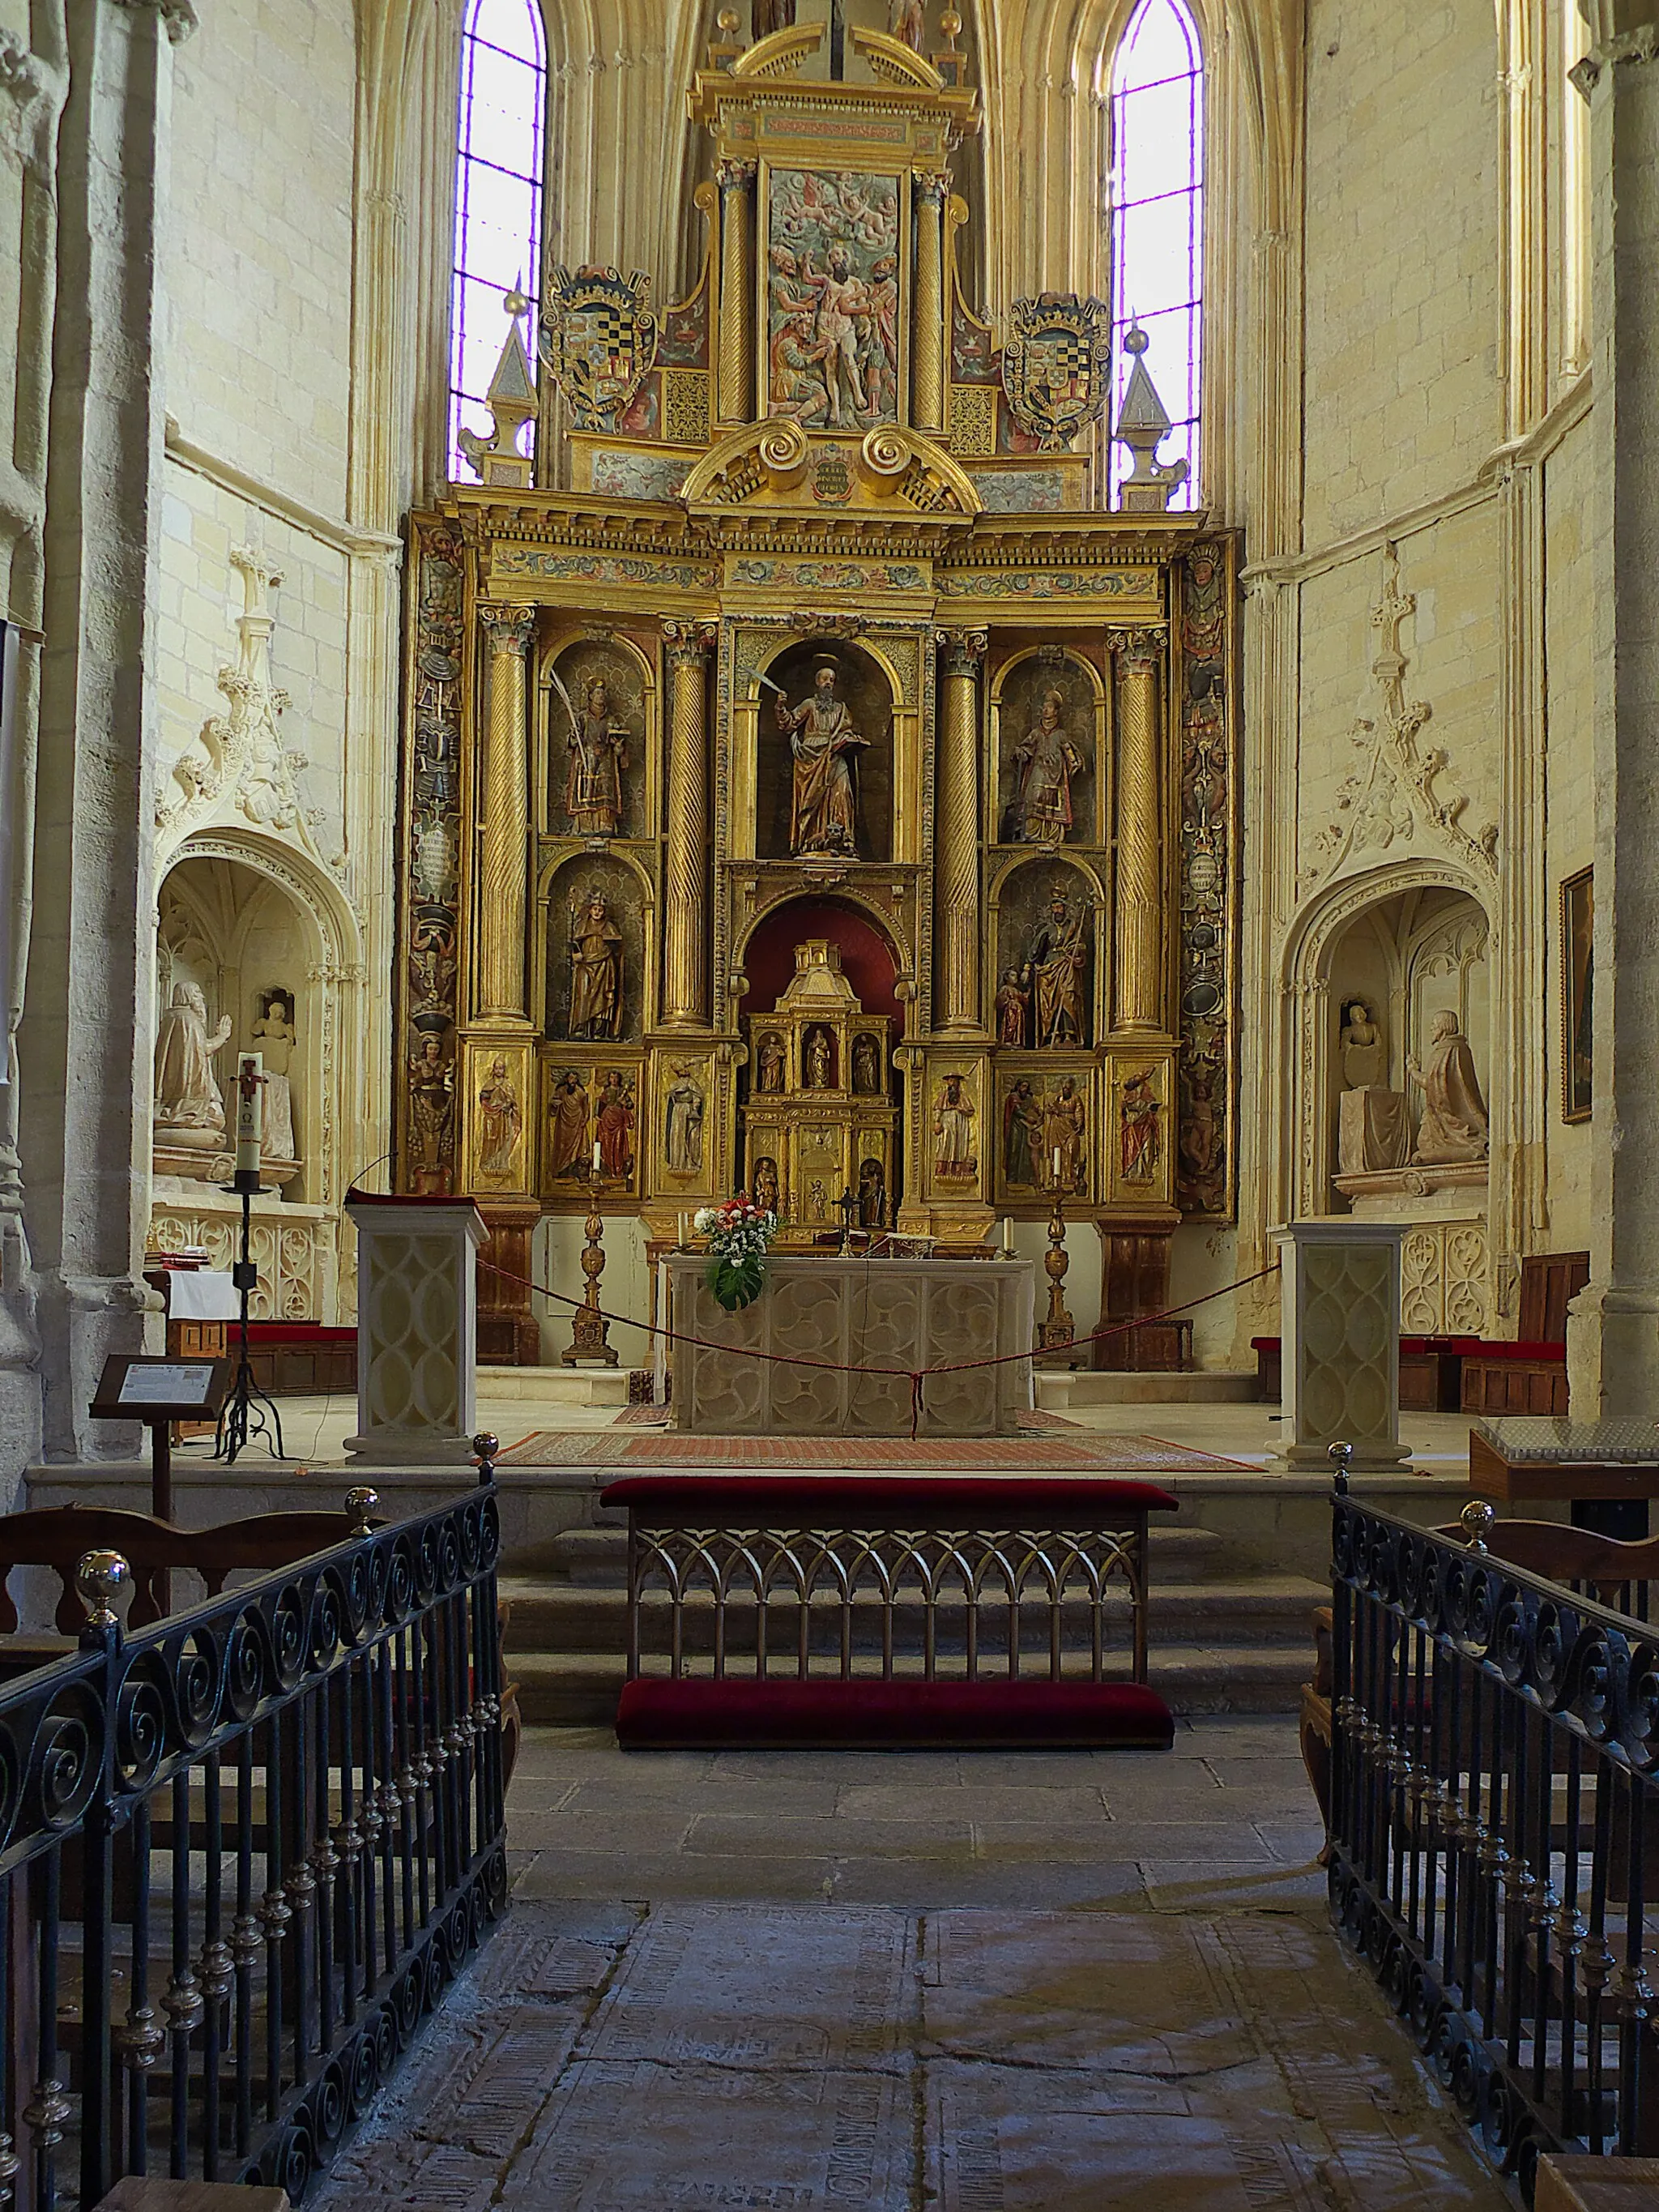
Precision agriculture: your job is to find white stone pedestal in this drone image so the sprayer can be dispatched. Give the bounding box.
[344,1196,484,1464]
[1269,1221,1410,1474]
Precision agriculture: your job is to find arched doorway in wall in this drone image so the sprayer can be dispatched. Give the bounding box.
[735,896,905,1236]
[1285,867,1493,1337]
[151,839,364,1323]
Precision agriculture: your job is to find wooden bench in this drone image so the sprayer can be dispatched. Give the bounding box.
[1252,1334,1473,1411]
[1457,1249,1588,1417]
[603,1474,1179,1750]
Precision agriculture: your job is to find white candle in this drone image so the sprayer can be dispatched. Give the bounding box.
[1002,1215,1014,1254]
[235,1053,264,1177]
[1051,1147,1062,1181]
[592,1137,603,1176]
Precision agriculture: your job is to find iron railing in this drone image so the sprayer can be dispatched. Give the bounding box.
[1329,1477,1659,2197]
[0,1480,506,2210]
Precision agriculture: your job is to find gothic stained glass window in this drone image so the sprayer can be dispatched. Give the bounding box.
[1107,0,1204,509]
[450,0,545,481]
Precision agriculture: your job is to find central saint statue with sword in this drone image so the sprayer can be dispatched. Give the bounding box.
[765,657,871,858]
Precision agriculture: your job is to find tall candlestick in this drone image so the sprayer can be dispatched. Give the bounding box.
[235,1054,265,1180]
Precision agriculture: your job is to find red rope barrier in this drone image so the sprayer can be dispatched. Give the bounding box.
[474,1253,1283,1385]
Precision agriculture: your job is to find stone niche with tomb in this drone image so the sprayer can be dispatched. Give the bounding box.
[150,851,340,1324]
[1326,885,1491,1334]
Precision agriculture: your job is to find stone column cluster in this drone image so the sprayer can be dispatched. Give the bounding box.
[1567,2,1659,1416]
[475,604,535,1022]
[934,630,985,1034]
[661,623,714,1030]
[1107,628,1166,1037]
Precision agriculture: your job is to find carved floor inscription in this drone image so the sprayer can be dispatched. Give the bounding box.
[313,1899,1505,2211]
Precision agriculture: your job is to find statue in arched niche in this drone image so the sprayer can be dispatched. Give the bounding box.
[775,658,870,858]
[1023,882,1090,1048]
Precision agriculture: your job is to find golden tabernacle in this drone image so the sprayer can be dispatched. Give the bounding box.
[398,15,1240,1369]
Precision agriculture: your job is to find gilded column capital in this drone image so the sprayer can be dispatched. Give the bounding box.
[479,604,536,658]
[663,620,717,668]
[1107,626,1164,678]
[109,0,200,43]
[717,157,758,193]
[912,169,950,207]
[936,627,987,676]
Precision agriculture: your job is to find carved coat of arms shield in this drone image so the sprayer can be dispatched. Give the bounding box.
[540,265,659,433]
[1001,293,1111,452]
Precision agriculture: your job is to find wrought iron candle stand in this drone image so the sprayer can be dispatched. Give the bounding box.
[563,1202,618,1367]
[215,1166,286,1463]
[1034,1170,1079,1367]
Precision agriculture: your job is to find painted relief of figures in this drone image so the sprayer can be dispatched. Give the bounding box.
[1001,1073,1089,1199]
[932,1074,978,1181]
[477,1057,524,1178]
[568,891,625,1039]
[557,673,629,838]
[774,659,872,858]
[1119,1070,1162,1185]
[664,1064,706,1175]
[767,169,900,431]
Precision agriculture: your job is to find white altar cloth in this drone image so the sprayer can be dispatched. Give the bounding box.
[667,1255,1035,1437]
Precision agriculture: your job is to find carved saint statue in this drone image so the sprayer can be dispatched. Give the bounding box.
[889,0,927,52]
[154,981,234,1133]
[757,1031,786,1095]
[752,0,795,34]
[563,677,629,839]
[568,893,625,1040]
[804,1027,834,1090]
[1012,689,1086,845]
[1043,1077,1086,1192]
[250,988,298,1161]
[995,967,1029,1048]
[1023,886,1089,1048]
[1408,1010,1490,1166]
[1120,1071,1162,1184]
[933,1074,977,1179]
[851,1034,881,1095]
[595,1071,637,1181]
[776,660,869,857]
[1340,1001,1386,1091]
[752,1155,782,1215]
[858,1156,887,1229]
[664,1065,706,1175]
[477,1057,523,1176]
[1003,1079,1039,1187]
[407,1035,454,1181]
[548,1070,590,1180]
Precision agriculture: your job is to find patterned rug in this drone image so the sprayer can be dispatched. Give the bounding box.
[493,1430,1254,1473]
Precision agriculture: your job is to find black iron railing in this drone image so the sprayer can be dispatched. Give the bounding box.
[0,1480,506,2210]
[1328,1479,1659,2196]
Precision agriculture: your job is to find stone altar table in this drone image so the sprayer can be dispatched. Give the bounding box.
[667,1256,1034,1437]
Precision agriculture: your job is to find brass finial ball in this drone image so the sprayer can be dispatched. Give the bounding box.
[345,1487,380,1538]
[718,7,740,31]
[77,1549,130,1629]
[941,7,963,38]
[1124,322,1149,356]
[1461,1498,1496,1552]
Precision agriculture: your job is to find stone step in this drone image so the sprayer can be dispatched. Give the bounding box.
[535,1518,1243,1590]
[506,1643,1310,1727]
[499,1577,1326,1658]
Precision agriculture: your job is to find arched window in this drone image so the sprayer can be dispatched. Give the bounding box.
[450,0,546,480]
[1107,0,1204,508]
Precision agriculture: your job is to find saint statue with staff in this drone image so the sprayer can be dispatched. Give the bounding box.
[773,658,870,858]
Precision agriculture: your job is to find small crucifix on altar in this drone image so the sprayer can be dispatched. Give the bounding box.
[834,1185,857,1255]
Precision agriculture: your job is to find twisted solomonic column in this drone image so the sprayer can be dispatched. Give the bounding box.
[911,172,949,434]
[661,623,715,1029]
[717,159,757,427]
[476,604,536,1020]
[1108,626,1167,1036]
[935,629,987,1034]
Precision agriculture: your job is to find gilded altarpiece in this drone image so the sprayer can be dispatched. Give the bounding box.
[396,20,1241,1364]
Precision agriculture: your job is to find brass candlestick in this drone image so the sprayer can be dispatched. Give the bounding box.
[562,1204,618,1367]
[1034,1171,1077,1367]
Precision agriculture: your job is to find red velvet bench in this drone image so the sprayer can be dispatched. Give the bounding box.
[602,1474,1179,1752]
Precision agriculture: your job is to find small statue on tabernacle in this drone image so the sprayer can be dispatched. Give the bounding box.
[852,1033,881,1095]
[804,1026,834,1090]
[858,1155,887,1229]
[889,0,927,53]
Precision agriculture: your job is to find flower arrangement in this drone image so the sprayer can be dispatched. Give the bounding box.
[694,1194,781,1312]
